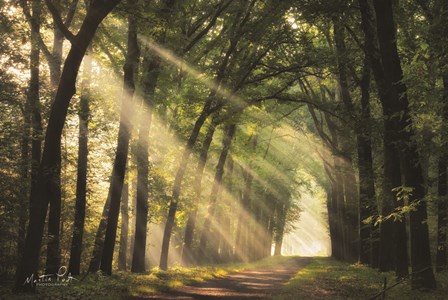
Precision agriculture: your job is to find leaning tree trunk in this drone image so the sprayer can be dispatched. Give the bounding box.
[46,0,79,273]
[197,123,236,262]
[100,0,139,275]
[159,35,239,270]
[14,0,122,291]
[68,52,91,275]
[131,0,176,273]
[181,117,218,265]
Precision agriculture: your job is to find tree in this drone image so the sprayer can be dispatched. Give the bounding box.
[68,51,92,275]
[100,0,139,275]
[372,0,436,288]
[15,0,121,290]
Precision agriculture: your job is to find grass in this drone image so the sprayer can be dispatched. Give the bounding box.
[275,257,448,300]
[0,256,293,299]
[5,256,447,299]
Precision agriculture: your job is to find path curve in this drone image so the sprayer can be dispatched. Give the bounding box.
[133,257,311,300]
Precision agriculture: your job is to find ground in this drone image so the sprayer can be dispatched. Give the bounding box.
[130,257,311,299]
[2,256,448,299]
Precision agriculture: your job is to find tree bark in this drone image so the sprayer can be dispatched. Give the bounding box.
[197,123,236,262]
[131,0,176,273]
[159,20,242,269]
[131,57,158,273]
[100,0,139,275]
[181,118,218,265]
[274,202,289,256]
[358,0,408,278]
[118,183,129,271]
[373,0,435,287]
[235,166,254,261]
[14,0,121,291]
[436,74,448,272]
[68,52,92,275]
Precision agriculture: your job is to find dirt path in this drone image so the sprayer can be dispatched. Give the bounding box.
[133,257,311,300]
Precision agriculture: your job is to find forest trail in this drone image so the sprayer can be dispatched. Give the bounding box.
[131,257,311,299]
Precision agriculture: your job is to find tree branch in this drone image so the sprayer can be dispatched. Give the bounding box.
[44,0,76,43]
[64,0,79,27]
[19,0,54,63]
[184,0,234,53]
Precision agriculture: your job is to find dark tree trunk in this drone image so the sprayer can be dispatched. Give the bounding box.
[17,0,41,258]
[181,118,218,265]
[49,0,79,89]
[436,76,448,272]
[14,0,122,291]
[88,194,110,273]
[373,0,435,287]
[100,0,139,275]
[18,113,30,259]
[198,123,236,262]
[45,2,79,272]
[358,0,408,277]
[436,157,447,272]
[343,161,359,263]
[132,0,177,273]
[235,166,254,261]
[131,57,158,273]
[118,183,129,271]
[357,58,379,266]
[68,52,92,275]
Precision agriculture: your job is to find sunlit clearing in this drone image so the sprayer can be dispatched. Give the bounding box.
[282,186,330,257]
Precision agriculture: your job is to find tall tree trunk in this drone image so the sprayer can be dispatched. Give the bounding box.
[118,183,129,271]
[46,1,79,273]
[18,113,30,259]
[68,52,92,275]
[357,58,379,266]
[88,194,110,272]
[373,0,435,287]
[197,123,236,262]
[235,166,254,261]
[100,0,139,275]
[342,160,359,263]
[436,75,448,272]
[181,118,218,265]
[358,0,408,278]
[131,57,158,273]
[14,0,122,291]
[132,0,176,273]
[220,156,234,263]
[17,0,41,258]
[274,202,289,256]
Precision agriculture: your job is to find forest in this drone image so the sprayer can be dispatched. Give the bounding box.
[1,0,448,299]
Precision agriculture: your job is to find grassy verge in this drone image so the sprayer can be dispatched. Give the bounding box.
[0,256,293,299]
[275,257,448,300]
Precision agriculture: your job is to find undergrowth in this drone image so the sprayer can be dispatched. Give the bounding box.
[275,257,448,300]
[0,255,292,299]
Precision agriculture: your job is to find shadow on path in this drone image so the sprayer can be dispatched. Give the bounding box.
[131,256,312,300]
